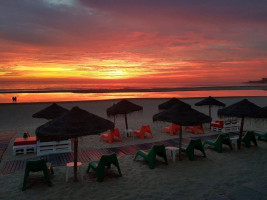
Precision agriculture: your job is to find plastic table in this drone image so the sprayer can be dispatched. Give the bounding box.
[165,146,179,162]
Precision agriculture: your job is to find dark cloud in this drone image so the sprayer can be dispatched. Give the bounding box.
[0,0,117,45]
[1,0,267,49]
[80,0,267,24]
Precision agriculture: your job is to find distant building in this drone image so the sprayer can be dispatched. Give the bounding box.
[247,78,267,84]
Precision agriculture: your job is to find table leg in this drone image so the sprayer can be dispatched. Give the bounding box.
[66,167,69,182]
[169,150,172,161]
[172,151,176,162]
[80,167,83,181]
[234,139,238,150]
[231,139,237,150]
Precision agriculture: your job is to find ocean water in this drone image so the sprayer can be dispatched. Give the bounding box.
[1,89,267,104]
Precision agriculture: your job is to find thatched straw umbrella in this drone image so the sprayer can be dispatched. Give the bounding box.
[218,99,267,149]
[158,98,190,110]
[195,96,225,117]
[36,106,114,181]
[32,103,68,120]
[153,104,211,160]
[195,96,225,128]
[107,99,143,130]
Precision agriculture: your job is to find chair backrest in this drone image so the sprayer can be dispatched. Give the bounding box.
[242,131,257,147]
[149,145,165,157]
[144,125,151,133]
[25,159,47,172]
[171,123,180,131]
[98,153,118,169]
[111,128,120,137]
[187,139,202,150]
[215,134,230,144]
[141,125,152,133]
[243,131,253,141]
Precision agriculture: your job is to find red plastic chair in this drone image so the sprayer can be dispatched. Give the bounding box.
[185,125,204,135]
[134,125,153,139]
[100,128,122,144]
[162,123,180,136]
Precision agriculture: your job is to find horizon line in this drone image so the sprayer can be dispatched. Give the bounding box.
[1,85,267,94]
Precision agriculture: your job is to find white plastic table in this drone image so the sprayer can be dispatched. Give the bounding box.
[230,136,239,149]
[123,129,134,139]
[165,146,179,162]
[66,162,83,182]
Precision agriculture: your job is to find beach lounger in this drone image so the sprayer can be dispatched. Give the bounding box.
[254,131,267,141]
[239,131,258,148]
[185,125,204,135]
[87,153,122,182]
[22,159,54,191]
[180,139,206,160]
[100,128,122,144]
[162,123,180,136]
[203,134,233,153]
[134,144,168,169]
[134,125,153,139]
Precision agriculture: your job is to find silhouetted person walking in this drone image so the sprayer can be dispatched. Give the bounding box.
[12,96,17,103]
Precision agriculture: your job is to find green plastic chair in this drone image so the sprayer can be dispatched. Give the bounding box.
[203,134,233,153]
[181,139,206,160]
[240,131,258,148]
[22,159,54,191]
[134,144,168,169]
[87,153,122,182]
[254,131,267,141]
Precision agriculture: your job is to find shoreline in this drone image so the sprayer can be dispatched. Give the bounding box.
[1,95,267,106]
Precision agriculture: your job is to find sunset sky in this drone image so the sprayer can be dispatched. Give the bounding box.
[1,0,267,90]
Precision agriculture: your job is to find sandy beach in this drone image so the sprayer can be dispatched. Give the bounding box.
[0,97,267,200]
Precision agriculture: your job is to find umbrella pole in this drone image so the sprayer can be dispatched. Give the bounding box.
[73,137,78,182]
[179,126,182,161]
[124,114,129,136]
[238,116,245,149]
[209,105,211,129]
